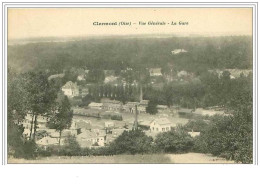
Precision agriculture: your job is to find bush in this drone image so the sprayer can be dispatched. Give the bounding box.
[22,140,38,159]
[155,129,194,153]
[109,129,153,155]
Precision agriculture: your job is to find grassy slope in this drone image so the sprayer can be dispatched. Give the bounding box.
[8,153,234,164]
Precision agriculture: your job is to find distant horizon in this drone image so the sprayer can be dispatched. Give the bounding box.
[8,8,252,40]
[8,32,252,42]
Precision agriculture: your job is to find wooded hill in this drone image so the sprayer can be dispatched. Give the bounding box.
[8,36,252,74]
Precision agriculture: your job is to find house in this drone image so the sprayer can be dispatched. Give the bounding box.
[188,131,201,137]
[88,102,103,110]
[76,130,106,147]
[225,69,252,79]
[131,99,148,113]
[208,69,252,79]
[104,76,118,84]
[105,121,115,128]
[157,105,168,111]
[101,98,122,111]
[177,70,188,78]
[149,68,162,77]
[123,102,139,113]
[171,49,188,55]
[36,136,60,146]
[77,74,85,81]
[61,81,79,98]
[150,118,172,132]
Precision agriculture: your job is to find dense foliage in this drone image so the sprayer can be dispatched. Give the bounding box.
[155,129,194,153]
[8,36,252,74]
[109,130,153,154]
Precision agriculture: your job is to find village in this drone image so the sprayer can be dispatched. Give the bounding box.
[21,58,250,150]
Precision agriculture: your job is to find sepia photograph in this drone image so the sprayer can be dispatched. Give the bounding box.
[6,6,254,164]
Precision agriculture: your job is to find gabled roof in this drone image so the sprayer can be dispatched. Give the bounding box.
[151,118,171,125]
[62,81,78,90]
[77,130,106,140]
[89,102,103,107]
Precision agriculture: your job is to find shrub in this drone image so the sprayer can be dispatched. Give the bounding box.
[109,129,153,155]
[155,129,194,153]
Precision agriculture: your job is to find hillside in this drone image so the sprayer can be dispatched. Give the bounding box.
[8,36,252,74]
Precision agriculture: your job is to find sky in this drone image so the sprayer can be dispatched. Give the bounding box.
[8,8,252,39]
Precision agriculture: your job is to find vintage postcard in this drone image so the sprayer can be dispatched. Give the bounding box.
[6,6,254,164]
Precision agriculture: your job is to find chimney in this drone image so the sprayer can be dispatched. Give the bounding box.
[133,104,138,130]
[139,84,143,102]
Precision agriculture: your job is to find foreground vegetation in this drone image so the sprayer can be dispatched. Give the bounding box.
[8,153,235,164]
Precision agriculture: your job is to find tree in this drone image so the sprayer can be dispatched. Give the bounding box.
[48,96,73,145]
[7,68,29,124]
[155,129,194,153]
[24,72,58,140]
[109,130,153,154]
[62,135,81,156]
[86,69,105,83]
[146,100,158,115]
[194,110,253,163]
[80,94,94,107]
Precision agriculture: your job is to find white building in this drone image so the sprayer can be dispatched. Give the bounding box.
[149,68,162,77]
[76,131,106,147]
[77,74,85,81]
[61,81,79,98]
[188,131,201,137]
[150,118,172,132]
[171,49,188,55]
[105,121,115,128]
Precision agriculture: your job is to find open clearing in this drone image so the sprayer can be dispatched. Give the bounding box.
[8,153,234,164]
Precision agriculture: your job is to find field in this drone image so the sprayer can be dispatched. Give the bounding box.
[8,153,234,164]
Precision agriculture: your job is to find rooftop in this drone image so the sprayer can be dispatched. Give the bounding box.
[62,81,78,90]
[152,118,171,125]
[88,102,103,107]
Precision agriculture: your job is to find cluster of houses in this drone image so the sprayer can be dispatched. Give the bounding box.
[23,103,218,149]
[22,112,179,149]
[35,66,234,150]
[87,98,168,114]
[208,69,252,79]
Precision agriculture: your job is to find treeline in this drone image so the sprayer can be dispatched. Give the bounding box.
[87,84,141,103]
[83,71,252,110]
[8,36,252,74]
